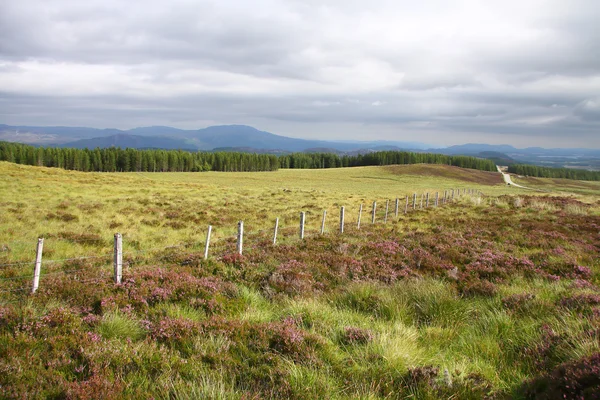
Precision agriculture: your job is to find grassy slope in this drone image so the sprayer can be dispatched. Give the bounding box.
[0,162,511,263]
[1,162,599,399]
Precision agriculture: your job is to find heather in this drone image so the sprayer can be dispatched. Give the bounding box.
[1,163,600,398]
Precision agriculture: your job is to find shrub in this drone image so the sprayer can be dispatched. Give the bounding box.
[267,260,315,296]
[560,294,600,311]
[458,279,497,297]
[339,326,374,345]
[520,353,600,399]
[502,293,536,313]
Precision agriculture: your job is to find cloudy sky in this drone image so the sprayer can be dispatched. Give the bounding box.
[1,0,599,147]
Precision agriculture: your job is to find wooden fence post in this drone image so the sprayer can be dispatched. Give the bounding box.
[237,221,244,255]
[273,219,279,245]
[357,204,363,229]
[435,192,439,207]
[31,238,43,294]
[300,212,305,239]
[384,200,389,223]
[451,189,455,200]
[371,201,377,224]
[114,233,122,284]
[204,225,212,259]
[412,193,417,210]
[420,193,424,209]
[404,195,409,214]
[339,206,345,233]
[395,198,399,218]
[321,210,327,234]
[426,193,430,208]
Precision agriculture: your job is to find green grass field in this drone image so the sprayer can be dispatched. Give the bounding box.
[1,161,599,399]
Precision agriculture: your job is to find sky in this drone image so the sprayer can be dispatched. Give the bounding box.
[1,0,599,148]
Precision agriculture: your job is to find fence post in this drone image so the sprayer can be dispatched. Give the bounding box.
[371,201,377,224]
[357,204,363,229]
[384,200,389,223]
[404,195,409,214]
[426,193,430,208]
[114,233,122,284]
[412,193,417,210]
[273,218,279,245]
[321,210,327,234]
[395,198,399,218]
[300,212,305,239]
[237,221,244,255]
[420,193,424,209]
[204,225,212,259]
[339,206,345,233]
[31,238,43,294]
[451,189,455,200]
[435,192,439,207]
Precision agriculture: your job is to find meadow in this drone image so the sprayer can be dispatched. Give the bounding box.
[0,161,599,399]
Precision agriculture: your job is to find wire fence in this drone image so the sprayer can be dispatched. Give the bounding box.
[0,188,483,300]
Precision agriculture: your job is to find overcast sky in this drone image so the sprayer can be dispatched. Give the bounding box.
[1,0,599,147]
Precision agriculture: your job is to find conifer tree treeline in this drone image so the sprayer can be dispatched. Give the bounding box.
[280,151,497,171]
[508,164,600,181]
[0,141,498,173]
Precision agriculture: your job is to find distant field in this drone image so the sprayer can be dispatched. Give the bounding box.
[1,161,599,399]
[0,162,516,262]
[512,174,600,197]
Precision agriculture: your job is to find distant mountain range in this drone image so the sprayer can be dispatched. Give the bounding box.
[1,124,599,170]
[0,124,428,153]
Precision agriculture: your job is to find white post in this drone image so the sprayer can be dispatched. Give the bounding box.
[451,189,455,200]
[357,204,363,229]
[114,233,122,284]
[384,200,389,223]
[404,196,409,214]
[412,193,417,210]
[435,192,439,207]
[339,206,345,233]
[31,238,43,294]
[395,198,399,218]
[426,193,430,208]
[320,210,326,234]
[371,201,377,224]
[204,225,212,259]
[420,193,424,209]
[273,218,279,245]
[237,221,244,255]
[300,212,305,239]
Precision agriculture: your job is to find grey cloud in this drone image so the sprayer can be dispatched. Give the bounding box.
[1,0,600,147]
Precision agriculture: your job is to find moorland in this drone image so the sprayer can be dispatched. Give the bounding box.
[0,161,599,399]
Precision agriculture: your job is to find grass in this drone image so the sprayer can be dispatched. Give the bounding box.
[0,161,599,398]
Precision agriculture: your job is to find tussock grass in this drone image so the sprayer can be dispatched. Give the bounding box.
[98,311,146,341]
[1,162,600,398]
[528,199,559,212]
[564,203,588,215]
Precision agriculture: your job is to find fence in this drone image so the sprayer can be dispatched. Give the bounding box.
[0,188,482,298]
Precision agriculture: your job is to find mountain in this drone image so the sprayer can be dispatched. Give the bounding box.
[433,143,519,155]
[62,134,196,150]
[0,124,427,152]
[477,151,516,166]
[2,124,600,170]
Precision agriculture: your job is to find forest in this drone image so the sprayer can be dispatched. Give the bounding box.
[0,141,497,173]
[508,163,600,181]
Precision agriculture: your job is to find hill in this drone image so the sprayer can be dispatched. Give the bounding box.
[62,134,196,150]
[0,162,599,398]
[0,124,427,152]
